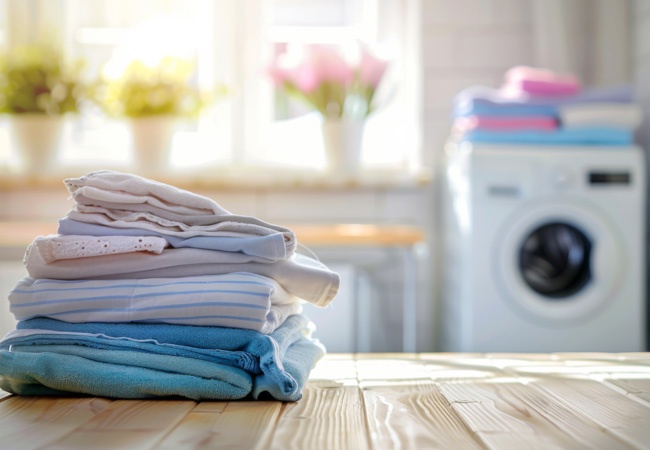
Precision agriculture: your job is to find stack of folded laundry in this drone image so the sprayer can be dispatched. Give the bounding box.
[0,170,340,401]
[452,66,643,145]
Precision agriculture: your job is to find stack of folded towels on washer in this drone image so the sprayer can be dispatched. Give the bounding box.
[0,170,340,401]
[452,66,643,145]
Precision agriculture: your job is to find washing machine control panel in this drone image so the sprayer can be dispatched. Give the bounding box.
[588,171,631,185]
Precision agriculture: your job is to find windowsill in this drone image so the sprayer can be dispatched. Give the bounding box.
[0,165,432,191]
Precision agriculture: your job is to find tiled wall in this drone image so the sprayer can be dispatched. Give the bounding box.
[421,0,535,169]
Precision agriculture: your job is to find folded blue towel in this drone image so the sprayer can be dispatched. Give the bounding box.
[58,218,288,261]
[460,127,632,146]
[0,314,325,401]
[454,85,635,118]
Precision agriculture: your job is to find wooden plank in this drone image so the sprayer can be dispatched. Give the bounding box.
[604,378,650,405]
[44,399,195,449]
[536,378,650,449]
[309,354,357,384]
[271,381,369,450]
[356,356,435,382]
[289,224,425,247]
[439,380,625,449]
[155,401,282,449]
[362,379,484,449]
[0,396,113,450]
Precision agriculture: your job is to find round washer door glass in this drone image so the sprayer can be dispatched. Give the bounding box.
[494,199,625,326]
[519,222,592,298]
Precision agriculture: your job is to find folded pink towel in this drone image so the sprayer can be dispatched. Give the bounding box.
[453,115,558,132]
[503,66,581,97]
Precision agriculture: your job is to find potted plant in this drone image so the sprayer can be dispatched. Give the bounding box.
[92,56,216,172]
[0,43,85,173]
[269,44,389,173]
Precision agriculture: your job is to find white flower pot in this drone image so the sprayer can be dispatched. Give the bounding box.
[321,119,366,174]
[9,114,64,174]
[129,116,177,172]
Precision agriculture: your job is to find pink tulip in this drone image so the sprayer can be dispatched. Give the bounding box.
[358,46,388,88]
[305,44,355,87]
[268,63,289,87]
[287,65,317,93]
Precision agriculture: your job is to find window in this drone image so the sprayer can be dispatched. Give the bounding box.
[0,0,421,176]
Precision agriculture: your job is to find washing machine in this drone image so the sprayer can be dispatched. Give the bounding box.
[441,141,646,352]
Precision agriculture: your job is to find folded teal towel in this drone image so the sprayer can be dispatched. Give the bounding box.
[0,348,253,400]
[0,314,325,401]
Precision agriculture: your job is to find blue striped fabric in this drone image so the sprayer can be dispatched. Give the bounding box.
[9,273,302,333]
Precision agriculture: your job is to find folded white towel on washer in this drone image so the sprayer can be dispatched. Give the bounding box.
[558,103,643,129]
[64,171,297,260]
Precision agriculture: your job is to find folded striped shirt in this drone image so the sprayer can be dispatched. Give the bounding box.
[9,273,302,333]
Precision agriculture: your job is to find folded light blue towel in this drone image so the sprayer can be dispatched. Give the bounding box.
[0,347,253,400]
[461,127,632,146]
[0,314,325,401]
[454,85,635,118]
[58,218,288,261]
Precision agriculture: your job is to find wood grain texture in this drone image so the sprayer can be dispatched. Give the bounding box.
[44,399,196,449]
[0,397,112,450]
[270,382,369,450]
[535,378,650,449]
[156,401,282,449]
[362,379,484,450]
[0,354,649,450]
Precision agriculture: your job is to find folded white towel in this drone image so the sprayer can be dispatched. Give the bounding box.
[64,171,297,259]
[558,103,643,129]
[34,234,168,263]
[64,171,227,215]
[68,206,287,240]
[24,244,340,307]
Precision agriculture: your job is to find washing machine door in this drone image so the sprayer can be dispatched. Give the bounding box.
[493,197,625,326]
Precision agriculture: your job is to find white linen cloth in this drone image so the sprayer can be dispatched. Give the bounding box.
[24,244,339,308]
[558,103,643,129]
[63,171,297,260]
[34,234,168,263]
[9,273,301,333]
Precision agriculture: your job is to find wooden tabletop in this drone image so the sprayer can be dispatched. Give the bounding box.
[1,353,650,449]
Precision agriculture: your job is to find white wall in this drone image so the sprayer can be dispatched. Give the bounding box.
[636,0,650,151]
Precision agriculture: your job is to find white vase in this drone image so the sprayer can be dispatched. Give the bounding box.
[9,114,64,174]
[321,119,366,174]
[129,116,177,172]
